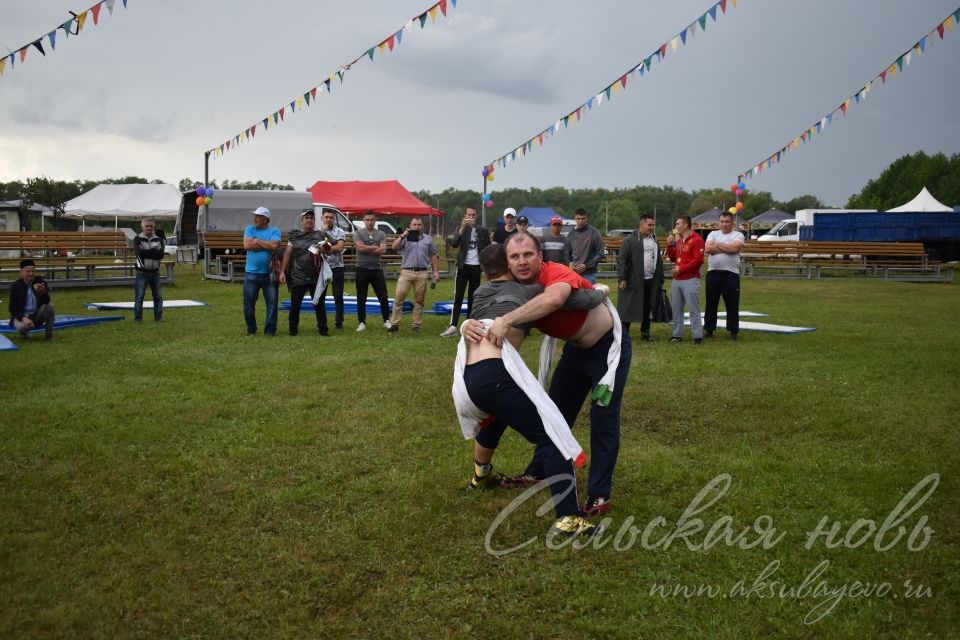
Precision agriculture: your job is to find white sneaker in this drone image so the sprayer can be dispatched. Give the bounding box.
[356,322,366,332]
[383,321,393,329]
[440,325,458,338]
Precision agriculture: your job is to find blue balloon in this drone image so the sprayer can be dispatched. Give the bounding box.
[205,187,215,197]
[481,193,491,202]
[738,182,746,191]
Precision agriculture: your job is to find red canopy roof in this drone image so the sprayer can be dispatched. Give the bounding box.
[308,180,443,217]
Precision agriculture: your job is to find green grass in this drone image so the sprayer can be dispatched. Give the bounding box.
[1,268,958,638]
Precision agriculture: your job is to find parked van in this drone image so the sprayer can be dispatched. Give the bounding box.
[351,219,398,235]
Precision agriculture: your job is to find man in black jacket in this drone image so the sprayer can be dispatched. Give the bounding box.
[133,217,166,322]
[8,259,55,340]
[441,207,490,337]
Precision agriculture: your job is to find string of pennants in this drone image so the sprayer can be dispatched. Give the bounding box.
[207,0,460,159]
[738,6,960,184]
[484,0,740,174]
[0,0,130,79]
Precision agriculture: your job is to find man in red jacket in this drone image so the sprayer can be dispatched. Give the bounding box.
[666,216,705,344]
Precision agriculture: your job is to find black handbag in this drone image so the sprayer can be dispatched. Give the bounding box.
[652,288,672,323]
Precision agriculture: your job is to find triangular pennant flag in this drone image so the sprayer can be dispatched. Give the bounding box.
[944,16,954,32]
[586,97,593,109]
[250,124,256,137]
[419,12,428,28]
[220,144,225,155]
[396,29,403,46]
[452,0,457,7]
[919,36,927,52]
[670,36,679,52]
[428,6,438,23]
[296,96,304,109]
[604,85,612,100]
[19,47,28,63]
[439,0,448,17]
[245,129,250,141]
[904,51,912,66]
[377,42,387,54]
[644,56,652,71]
[62,19,73,37]
[289,100,296,113]
[680,28,688,45]
[123,0,129,7]
[826,113,833,125]
[48,30,57,51]
[708,5,718,22]
[699,14,707,30]
[937,23,944,39]
[595,92,603,106]
[659,43,667,60]
[896,56,904,72]
[32,40,46,56]
[367,47,375,60]
[274,111,280,124]
[880,69,887,83]
[0,57,6,76]
[337,70,345,83]
[303,91,310,106]
[324,78,332,91]
[562,115,570,128]
[387,34,395,51]
[77,11,88,31]
[732,0,738,6]
[620,75,627,89]
[106,0,116,16]
[311,87,318,100]
[854,92,860,104]
[720,0,727,14]
[279,107,285,121]
[888,63,897,78]
[92,3,103,25]
[612,80,620,94]
[689,21,698,37]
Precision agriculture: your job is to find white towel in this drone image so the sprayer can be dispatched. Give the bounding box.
[451,320,585,467]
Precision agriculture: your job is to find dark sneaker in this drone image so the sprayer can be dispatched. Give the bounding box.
[548,515,602,541]
[468,471,506,491]
[704,330,714,339]
[582,495,612,517]
[319,329,330,337]
[730,333,737,342]
[694,338,703,345]
[386,323,399,333]
[641,333,653,342]
[500,474,542,489]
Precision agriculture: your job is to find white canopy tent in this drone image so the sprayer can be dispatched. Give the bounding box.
[64,184,182,231]
[886,187,953,213]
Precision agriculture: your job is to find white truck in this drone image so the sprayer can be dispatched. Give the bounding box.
[758,209,876,242]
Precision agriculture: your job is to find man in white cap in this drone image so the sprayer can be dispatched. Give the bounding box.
[242,206,281,336]
[492,207,519,244]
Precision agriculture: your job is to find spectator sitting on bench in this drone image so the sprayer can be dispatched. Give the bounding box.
[8,259,56,341]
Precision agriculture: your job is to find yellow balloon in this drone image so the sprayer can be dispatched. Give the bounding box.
[728,207,737,215]
[487,174,495,182]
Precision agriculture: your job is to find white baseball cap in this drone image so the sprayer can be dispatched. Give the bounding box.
[503,207,517,218]
[252,206,271,218]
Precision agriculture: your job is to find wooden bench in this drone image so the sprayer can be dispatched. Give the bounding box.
[741,241,947,281]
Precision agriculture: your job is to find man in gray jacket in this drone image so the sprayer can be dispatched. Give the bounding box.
[616,214,663,342]
[133,217,165,322]
[563,208,604,284]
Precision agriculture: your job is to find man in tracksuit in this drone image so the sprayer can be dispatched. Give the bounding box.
[665,215,705,344]
[133,217,165,322]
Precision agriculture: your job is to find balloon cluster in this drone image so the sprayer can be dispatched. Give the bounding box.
[194,185,215,207]
[728,181,746,215]
[481,165,496,208]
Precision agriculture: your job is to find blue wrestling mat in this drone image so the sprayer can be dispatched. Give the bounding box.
[426,300,468,315]
[281,295,413,314]
[1,314,124,334]
[0,334,17,351]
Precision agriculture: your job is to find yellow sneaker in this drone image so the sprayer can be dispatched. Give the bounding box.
[548,515,601,541]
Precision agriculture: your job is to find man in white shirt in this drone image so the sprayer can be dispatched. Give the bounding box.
[704,211,745,341]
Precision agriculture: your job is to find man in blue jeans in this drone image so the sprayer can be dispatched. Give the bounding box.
[242,206,281,336]
[133,217,165,322]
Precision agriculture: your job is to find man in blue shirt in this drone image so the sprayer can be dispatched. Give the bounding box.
[242,206,281,336]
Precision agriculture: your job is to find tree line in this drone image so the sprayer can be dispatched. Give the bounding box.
[3,151,955,231]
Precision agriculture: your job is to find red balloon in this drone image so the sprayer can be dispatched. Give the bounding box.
[730,184,738,192]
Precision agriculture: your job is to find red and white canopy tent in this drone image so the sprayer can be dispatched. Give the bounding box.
[308,180,443,234]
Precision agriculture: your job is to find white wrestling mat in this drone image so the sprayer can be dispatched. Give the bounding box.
[683,318,815,333]
[85,300,208,310]
[683,310,768,318]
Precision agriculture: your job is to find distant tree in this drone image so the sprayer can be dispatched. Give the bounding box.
[846,151,960,209]
[220,179,294,191]
[19,177,84,217]
[777,194,823,213]
[687,188,733,217]
[0,180,25,201]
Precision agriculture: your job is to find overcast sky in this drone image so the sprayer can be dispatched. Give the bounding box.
[2,0,958,206]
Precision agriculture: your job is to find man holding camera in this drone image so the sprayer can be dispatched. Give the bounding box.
[8,259,56,341]
[387,217,440,333]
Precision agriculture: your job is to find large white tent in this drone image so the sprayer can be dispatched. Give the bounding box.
[64,184,182,221]
[886,187,953,213]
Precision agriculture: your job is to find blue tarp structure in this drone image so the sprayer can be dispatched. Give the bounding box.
[281,295,413,314]
[1,314,124,334]
[518,207,566,226]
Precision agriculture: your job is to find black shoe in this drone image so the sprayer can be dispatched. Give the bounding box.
[694,338,703,345]
[319,329,330,337]
[641,334,653,342]
[669,337,682,344]
[335,324,343,330]
[704,330,714,339]
[386,324,399,332]
[730,333,737,342]
[289,331,298,337]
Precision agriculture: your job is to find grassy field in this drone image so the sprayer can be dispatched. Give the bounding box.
[1,267,958,638]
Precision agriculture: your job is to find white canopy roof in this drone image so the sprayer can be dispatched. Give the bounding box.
[886,187,952,213]
[64,184,182,219]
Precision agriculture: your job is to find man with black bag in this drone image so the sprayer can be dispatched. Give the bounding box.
[616,214,663,342]
[280,209,329,336]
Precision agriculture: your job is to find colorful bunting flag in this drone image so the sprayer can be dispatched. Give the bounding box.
[1,0,132,80]
[486,1,736,172]
[210,0,458,157]
[737,5,960,185]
